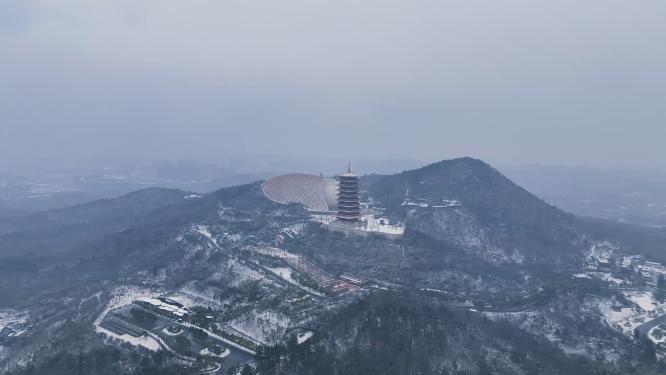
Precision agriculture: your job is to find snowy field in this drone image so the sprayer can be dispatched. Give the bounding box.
[600,291,666,339]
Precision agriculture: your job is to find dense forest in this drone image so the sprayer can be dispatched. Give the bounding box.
[254,292,659,375]
[4,347,189,375]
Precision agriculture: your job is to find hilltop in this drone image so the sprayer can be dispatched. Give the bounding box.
[364,158,582,267]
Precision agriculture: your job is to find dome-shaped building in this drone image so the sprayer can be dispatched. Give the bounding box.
[261,173,338,212]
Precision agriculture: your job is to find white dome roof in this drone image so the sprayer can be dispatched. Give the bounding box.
[261,173,338,211]
[323,178,339,209]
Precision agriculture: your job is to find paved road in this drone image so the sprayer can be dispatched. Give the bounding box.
[636,314,666,336]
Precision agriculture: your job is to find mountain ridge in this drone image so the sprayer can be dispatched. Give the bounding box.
[1,157,665,374]
[364,157,583,269]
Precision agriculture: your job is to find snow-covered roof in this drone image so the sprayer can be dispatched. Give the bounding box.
[138,297,162,306]
[136,297,188,316]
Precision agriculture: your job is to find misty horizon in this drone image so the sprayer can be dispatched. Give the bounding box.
[4,3,666,374]
[2,0,666,170]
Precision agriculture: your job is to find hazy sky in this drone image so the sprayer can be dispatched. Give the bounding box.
[1,0,665,169]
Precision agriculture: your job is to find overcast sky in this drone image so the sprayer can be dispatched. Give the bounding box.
[1,0,665,170]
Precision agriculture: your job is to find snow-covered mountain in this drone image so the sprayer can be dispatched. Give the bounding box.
[1,158,665,374]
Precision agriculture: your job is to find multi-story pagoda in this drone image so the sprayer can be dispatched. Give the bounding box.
[336,163,361,221]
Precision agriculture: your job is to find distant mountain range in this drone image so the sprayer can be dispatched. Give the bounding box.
[502,165,666,227]
[0,158,424,220]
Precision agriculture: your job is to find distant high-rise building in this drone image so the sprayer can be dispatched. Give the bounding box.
[336,163,360,221]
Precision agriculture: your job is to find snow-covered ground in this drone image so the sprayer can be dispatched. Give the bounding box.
[483,310,540,324]
[312,214,405,236]
[588,242,618,261]
[199,346,230,358]
[310,214,336,225]
[600,291,666,336]
[297,331,314,344]
[175,285,230,309]
[419,288,449,295]
[574,271,629,286]
[194,224,242,245]
[598,272,629,286]
[137,297,188,317]
[227,258,266,287]
[281,223,307,237]
[254,247,301,261]
[601,306,641,335]
[230,310,292,345]
[628,292,657,312]
[356,216,405,235]
[0,309,29,331]
[260,263,323,296]
[265,266,297,284]
[224,233,242,242]
[162,327,182,336]
[195,225,216,245]
[94,286,159,327]
[93,286,162,351]
[649,325,666,345]
[96,326,161,351]
[78,291,103,310]
[160,292,201,309]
